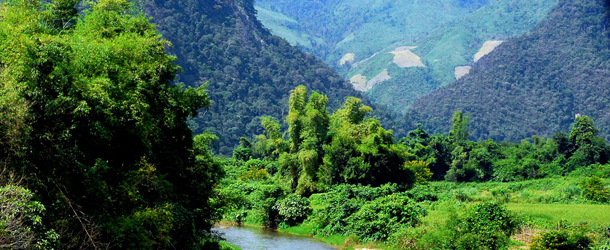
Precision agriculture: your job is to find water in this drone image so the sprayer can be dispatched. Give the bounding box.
[213,226,337,250]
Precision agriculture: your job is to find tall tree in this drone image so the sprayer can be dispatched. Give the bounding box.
[450,111,470,143]
[0,0,222,248]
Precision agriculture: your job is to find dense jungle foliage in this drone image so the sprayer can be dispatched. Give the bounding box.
[216,86,610,249]
[405,0,610,143]
[140,0,399,155]
[0,0,227,248]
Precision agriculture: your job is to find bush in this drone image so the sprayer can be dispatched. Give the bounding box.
[309,183,403,236]
[451,187,477,202]
[490,187,511,202]
[0,185,57,249]
[405,161,433,185]
[274,194,312,227]
[345,193,427,242]
[405,185,438,202]
[446,202,521,250]
[530,230,593,250]
[579,177,609,202]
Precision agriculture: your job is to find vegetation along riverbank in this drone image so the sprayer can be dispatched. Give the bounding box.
[215,86,610,250]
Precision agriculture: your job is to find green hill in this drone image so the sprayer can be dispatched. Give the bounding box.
[255,0,489,68]
[348,0,558,113]
[255,0,558,114]
[141,0,398,154]
[404,0,610,142]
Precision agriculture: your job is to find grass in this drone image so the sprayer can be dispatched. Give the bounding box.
[508,203,610,227]
[279,223,314,236]
[219,241,242,250]
[280,223,349,247]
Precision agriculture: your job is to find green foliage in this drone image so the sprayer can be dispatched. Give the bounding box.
[345,193,427,242]
[445,202,521,250]
[0,0,224,247]
[274,194,312,228]
[247,86,414,193]
[308,183,424,240]
[0,185,57,249]
[404,161,433,185]
[450,111,470,143]
[321,96,415,188]
[530,230,593,250]
[579,177,609,202]
[446,140,500,182]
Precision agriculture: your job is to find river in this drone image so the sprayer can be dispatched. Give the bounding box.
[213,226,337,250]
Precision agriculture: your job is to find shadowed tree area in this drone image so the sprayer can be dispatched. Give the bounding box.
[0,0,225,248]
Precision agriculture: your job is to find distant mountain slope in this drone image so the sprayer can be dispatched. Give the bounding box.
[349,0,558,113]
[255,0,490,67]
[405,0,610,142]
[142,0,397,154]
[256,0,557,114]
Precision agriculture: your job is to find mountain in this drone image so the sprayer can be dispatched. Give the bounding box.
[141,0,398,154]
[255,0,558,114]
[404,0,610,142]
[349,0,558,113]
[255,0,491,67]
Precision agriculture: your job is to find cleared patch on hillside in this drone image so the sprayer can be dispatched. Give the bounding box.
[340,53,356,66]
[350,69,391,92]
[389,47,425,68]
[350,74,368,92]
[351,51,380,68]
[474,40,503,62]
[455,66,472,79]
[367,69,391,90]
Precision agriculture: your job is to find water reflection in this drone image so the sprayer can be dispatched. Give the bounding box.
[213,226,337,250]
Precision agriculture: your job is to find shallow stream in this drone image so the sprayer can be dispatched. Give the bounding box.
[213,226,337,250]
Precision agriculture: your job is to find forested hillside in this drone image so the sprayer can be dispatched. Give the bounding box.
[255,0,491,68]
[141,0,397,154]
[354,0,558,113]
[405,0,610,142]
[255,0,557,114]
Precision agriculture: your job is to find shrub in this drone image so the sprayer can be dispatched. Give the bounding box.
[446,201,521,250]
[240,159,270,181]
[530,230,593,250]
[309,183,403,236]
[562,185,582,199]
[247,184,286,228]
[0,185,57,249]
[451,187,477,202]
[405,161,433,185]
[345,193,427,242]
[490,187,511,202]
[405,185,438,202]
[579,177,609,202]
[274,194,312,227]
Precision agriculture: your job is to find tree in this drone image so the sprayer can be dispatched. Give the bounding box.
[321,97,415,188]
[449,111,470,143]
[0,0,222,248]
[567,115,609,169]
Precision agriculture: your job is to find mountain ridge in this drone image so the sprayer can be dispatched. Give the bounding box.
[404,0,610,142]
